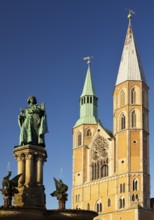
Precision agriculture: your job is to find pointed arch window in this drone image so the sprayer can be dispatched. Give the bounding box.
[133,179,138,191]
[101,165,108,178]
[87,96,89,103]
[96,201,103,213]
[123,183,125,192]
[131,110,136,127]
[96,162,99,179]
[132,194,139,202]
[120,184,123,193]
[90,96,93,103]
[77,132,82,146]
[92,161,108,180]
[119,197,125,209]
[86,129,91,137]
[100,203,102,212]
[123,198,125,208]
[120,183,125,193]
[92,163,95,180]
[108,198,111,207]
[119,198,122,209]
[131,87,136,104]
[120,113,126,130]
[120,90,125,107]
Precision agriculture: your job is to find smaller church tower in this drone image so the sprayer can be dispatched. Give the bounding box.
[72,58,114,210]
[75,57,98,127]
[72,58,99,188]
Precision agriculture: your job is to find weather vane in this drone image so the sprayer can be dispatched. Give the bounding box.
[128,9,135,24]
[83,56,93,65]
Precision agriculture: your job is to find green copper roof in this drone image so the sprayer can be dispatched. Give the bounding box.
[74,63,98,127]
[80,64,97,97]
[74,116,98,127]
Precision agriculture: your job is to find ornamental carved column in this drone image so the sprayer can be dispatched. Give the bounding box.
[18,154,25,186]
[36,156,44,186]
[15,154,25,187]
[25,153,34,186]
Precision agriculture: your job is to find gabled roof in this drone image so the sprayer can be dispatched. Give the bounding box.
[115,23,147,86]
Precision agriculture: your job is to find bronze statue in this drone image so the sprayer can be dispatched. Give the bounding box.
[0,171,22,207]
[50,178,68,209]
[18,96,48,147]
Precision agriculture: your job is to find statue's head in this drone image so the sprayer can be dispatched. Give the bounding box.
[27,96,37,105]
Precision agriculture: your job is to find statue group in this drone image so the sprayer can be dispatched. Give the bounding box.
[18,96,48,147]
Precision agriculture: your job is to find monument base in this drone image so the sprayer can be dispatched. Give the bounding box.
[13,144,47,209]
[14,185,46,209]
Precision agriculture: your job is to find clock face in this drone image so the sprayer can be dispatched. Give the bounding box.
[92,135,108,160]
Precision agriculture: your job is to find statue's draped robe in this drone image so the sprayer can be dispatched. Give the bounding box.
[18,104,48,146]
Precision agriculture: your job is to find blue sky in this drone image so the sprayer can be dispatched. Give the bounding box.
[0,0,154,209]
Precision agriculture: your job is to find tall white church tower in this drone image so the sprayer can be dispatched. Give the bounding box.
[113,11,150,209]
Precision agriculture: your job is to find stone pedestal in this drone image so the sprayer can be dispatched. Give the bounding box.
[3,194,12,207]
[13,145,47,209]
[1,189,13,207]
[58,197,67,210]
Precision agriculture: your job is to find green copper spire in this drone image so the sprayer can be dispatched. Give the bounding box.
[74,58,98,127]
[80,60,96,97]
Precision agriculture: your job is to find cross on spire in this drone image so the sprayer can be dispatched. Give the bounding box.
[127,9,135,24]
[83,56,93,65]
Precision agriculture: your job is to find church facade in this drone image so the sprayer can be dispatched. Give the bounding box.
[72,14,154,220]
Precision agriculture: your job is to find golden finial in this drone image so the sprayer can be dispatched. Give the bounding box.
[83,56,93,65]
[128,9,135,24]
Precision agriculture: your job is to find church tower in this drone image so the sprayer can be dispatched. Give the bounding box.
[113,12,150,209]
[72,58,99,189]
[72,58,114,211]
[72,12,153,220]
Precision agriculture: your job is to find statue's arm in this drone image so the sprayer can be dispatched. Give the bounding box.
[36,103,46,117]
[18,109,26,128]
